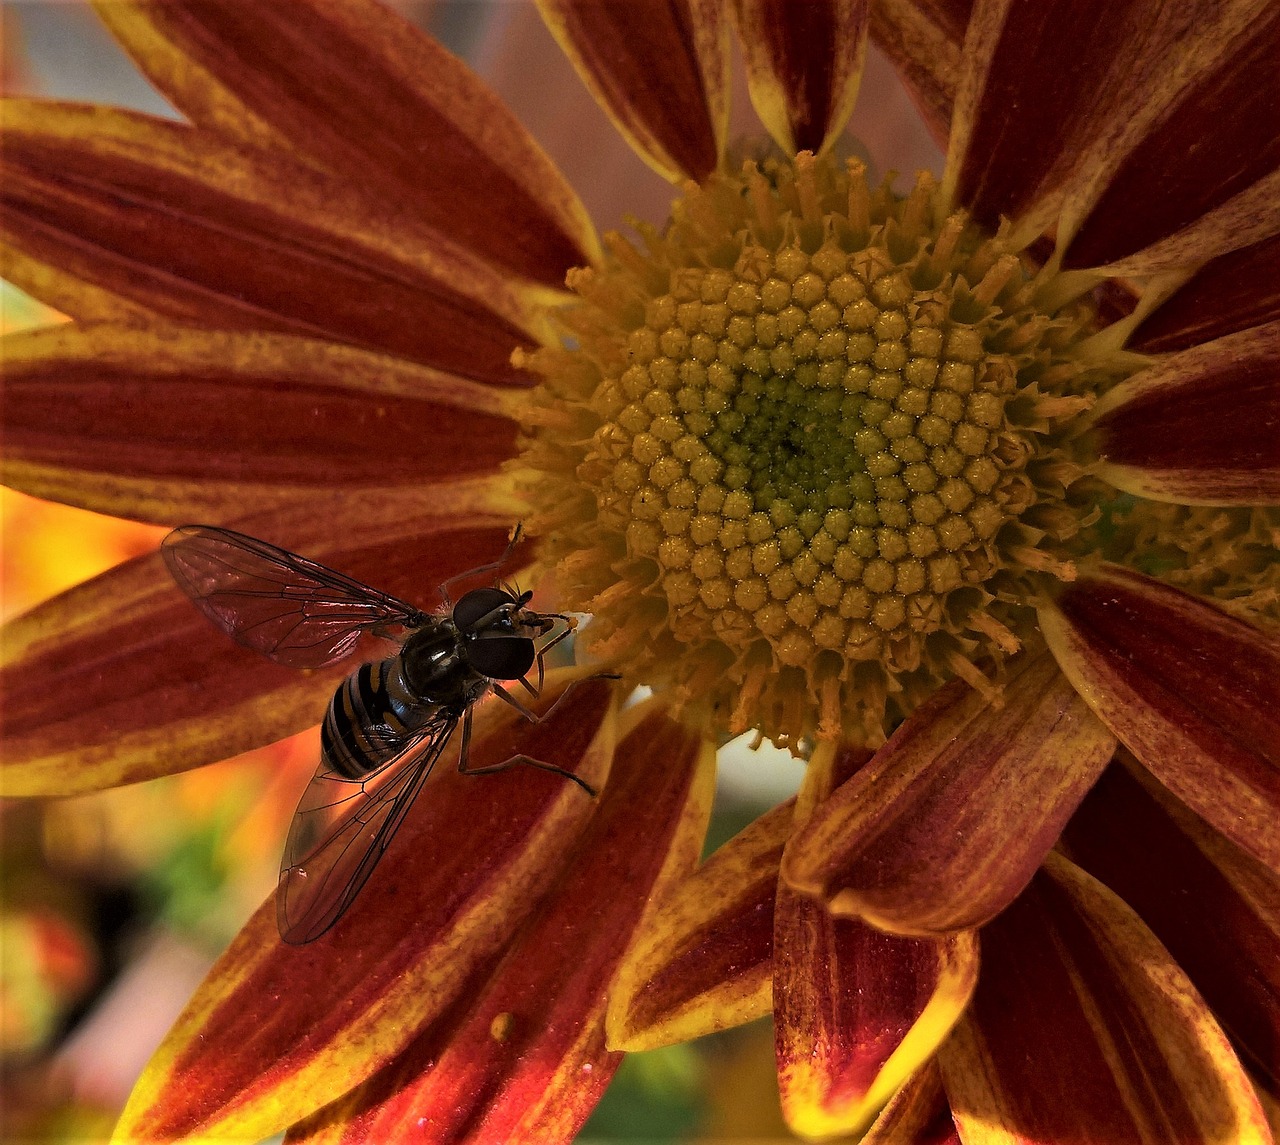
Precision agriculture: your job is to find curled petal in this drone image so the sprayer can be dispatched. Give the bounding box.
[940,853,1271,1144]
[287,702,714,1145]
[0,325,523,524]
[774,887,977,1139]
[732,0,869,157]
[783,651,1116,935]
[93,0,598,285]
[0,99,541,384]
[605,799,791,1051]
[1063,762,1280,1093]
[1039,566,1280,875]
[1090,320,1280,505]
[868,0,967,148]
[862,1060,960,1144]
[536,0,727,183]
[112,676,618,1144]
[0,510,518,796]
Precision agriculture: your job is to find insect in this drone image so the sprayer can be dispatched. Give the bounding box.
[162,524,596,944]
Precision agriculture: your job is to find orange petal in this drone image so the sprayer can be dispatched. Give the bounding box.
[783,651,1116,935]
[1063,761,1280,1093]
[731,0,869,156]
[774,888,977,1138]
[1,324,523,524]
[1090,320,1280,505]
[1130,232,1280,352]
[111,676,618,1144]
[605,798,791,1052]
[0,99,542,384]
[939,852,1272,1144]
[92,0,598,286]
[536,0,727,183]
[1058,1,1280,273]
[1039,566,1280,875]
[0,512,518,796]
[285,702,714,1145]
[868,0,966,148]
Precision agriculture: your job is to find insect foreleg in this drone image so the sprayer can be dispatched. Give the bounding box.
[438,525,524,608]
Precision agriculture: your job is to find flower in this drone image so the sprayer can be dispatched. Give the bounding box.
[1,0,1278,1142]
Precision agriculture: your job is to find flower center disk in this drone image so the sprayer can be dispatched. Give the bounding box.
[519,154,1099,748]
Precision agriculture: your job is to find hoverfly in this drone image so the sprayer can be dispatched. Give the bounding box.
[162,524,595,944]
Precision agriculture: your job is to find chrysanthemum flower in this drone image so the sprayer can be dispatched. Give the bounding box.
[2,0,1277,1141]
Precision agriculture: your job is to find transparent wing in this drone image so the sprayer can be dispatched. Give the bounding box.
[276,710,458,944]
[163,525,428,668]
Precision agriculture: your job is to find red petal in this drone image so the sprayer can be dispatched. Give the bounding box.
[605,799,789,1051]
[1063,761,1280,1092]
[0,100,538,385]
[113,677,618,1143]
[774,888,977,1138]
[1040,567,1280,875]
[0,514,518,795]
[1,324,522,524]
[94,0,598,287]
[946,0,1169,232]
[940,853,1271,1144]
[536,0,726,183]
[285,703,713,1145]
[1129,231,1280,353]
[732,0,869,156]
[1091,320,1280,505]
[1061,3,1280,271]
[783,651,1116,935]
[868,0,969,148]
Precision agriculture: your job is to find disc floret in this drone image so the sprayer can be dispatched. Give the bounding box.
[518,154,1112,747]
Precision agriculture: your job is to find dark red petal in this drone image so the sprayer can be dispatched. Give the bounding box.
[606,799,791,1050]
[774,888,976,1138]
[284,703,713,1145]
[0,512,518,795]
[94,0,597,287]
[948,0,1171,231]
[113,677,618,1143]
[783,651,1115,935]
[1129,232,1280,353]
[940,854,1270,1143]
[537,0,726,183]
[0,100,537,385]
[732,0,869,156]
[1040,565,1280,874]
[1091,320,1280,505]
[1062,4,1280,271]
[1,325,522,524]
[1063,761,1280,1093]
[868,0,969,148]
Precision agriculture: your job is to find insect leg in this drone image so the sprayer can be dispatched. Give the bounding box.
[439,524,524,608]
[458,750,597,797]
[491,675,622,725]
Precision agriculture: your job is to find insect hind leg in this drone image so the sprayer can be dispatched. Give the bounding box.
[458,751,597,797]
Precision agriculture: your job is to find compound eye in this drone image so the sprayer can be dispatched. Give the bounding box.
[453,587,514,634]
[466,633,536,680]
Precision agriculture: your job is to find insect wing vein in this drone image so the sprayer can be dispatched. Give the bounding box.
[276,713,458,944]
[162,525,426,668]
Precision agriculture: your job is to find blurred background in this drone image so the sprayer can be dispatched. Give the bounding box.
[0,3,941,1140]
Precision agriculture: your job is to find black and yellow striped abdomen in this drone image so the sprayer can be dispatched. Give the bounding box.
[321,656,435,780]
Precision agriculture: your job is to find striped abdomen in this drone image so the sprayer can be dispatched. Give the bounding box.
[321,656,439,779]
